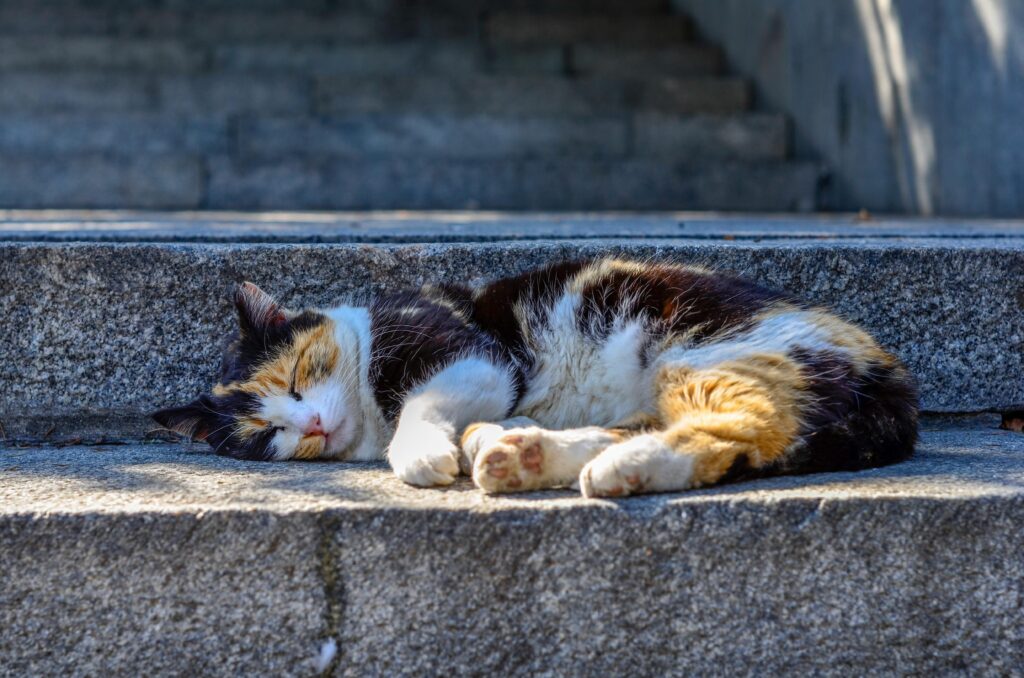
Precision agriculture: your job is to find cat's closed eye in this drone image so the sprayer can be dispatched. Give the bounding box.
[288,359,302,400]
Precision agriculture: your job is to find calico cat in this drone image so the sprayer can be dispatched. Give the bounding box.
[153,258,918,497]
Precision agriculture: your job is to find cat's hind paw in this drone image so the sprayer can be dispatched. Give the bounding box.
[471,428,552,494]
[579,434,693,498]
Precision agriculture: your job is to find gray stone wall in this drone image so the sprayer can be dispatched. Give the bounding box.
[673,0,1024,217]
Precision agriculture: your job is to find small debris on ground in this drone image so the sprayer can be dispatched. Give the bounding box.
[315,638,337,673]
[1000,412,1024,432]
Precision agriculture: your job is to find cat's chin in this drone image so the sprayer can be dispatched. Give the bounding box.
[321,418,362,460]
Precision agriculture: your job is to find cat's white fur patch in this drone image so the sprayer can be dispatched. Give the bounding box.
[658,310,841,371]
[515,291,653,429]
[389,357,516,486]
[326,306,391,461]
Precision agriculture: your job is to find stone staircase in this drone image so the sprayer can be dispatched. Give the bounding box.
[2,211,1024,673]
[0,2,1020,673]
[0,0,822,210]
[2,213,1024,675]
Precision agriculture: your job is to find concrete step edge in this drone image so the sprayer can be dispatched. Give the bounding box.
[1,211,1019,244]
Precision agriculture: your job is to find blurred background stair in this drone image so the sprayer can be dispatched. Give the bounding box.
[0,0,822,211]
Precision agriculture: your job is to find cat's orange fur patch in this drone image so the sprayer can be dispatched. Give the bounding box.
[460,421,491,450]
[237,416,270,438]
[235,320,338,397]
[294,434,326,460]
[655,352,804,486]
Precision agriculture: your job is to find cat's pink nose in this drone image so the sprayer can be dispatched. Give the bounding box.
[302,414,324,436]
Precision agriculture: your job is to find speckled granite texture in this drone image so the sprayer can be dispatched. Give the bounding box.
[1,419,1022,676]
[1,238,1022,441]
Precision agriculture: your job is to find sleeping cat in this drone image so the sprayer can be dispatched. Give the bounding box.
[153,258,918,497]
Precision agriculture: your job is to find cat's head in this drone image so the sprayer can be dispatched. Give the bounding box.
[152,282,362,461]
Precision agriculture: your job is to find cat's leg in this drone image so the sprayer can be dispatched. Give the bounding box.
[580,355,803,498]
[466,423,624,493]
[389,357,516,487]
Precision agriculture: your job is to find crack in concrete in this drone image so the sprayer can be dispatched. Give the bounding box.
[316,513,344,678]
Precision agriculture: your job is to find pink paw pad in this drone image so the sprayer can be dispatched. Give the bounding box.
[482,451,510,478]
[520,444,543,474]
[473,430,550,494]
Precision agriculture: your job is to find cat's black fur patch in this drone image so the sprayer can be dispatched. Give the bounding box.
[784,348,919,474]
[369,286,519,420]
[574,262,788,343]
[471,260,587,364]
[152,389,275,460]
[220,310,327,385]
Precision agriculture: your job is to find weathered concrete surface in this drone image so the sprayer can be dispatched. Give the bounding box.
[674,0,1024,217]
[1,237,1023,442]
[1,419,1022,675]
[0,511,329,677]
[485,11,693,45]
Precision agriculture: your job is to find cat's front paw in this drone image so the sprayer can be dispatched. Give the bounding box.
[388,426,460,487]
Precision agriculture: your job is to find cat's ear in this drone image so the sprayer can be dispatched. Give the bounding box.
[152,397,217,441]
[234,281,287,338]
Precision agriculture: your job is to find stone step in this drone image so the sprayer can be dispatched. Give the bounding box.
[437,0,670,12]
[205,157,816,209]
[485,11,693,45]
[0,73,315,114]
[230,113,785,160]
[314,75,751,116]
[0,223,1019,443]
[0,155,202,209]
[0,38,495,74]
[234,114,629,159]
[0,71,749,116]
[0,0,668,13]
[0,114,228,154]
[0,0,671,39]
[0,73,156,112]
[0,7,418,41]
[0,37,205,72]
[0,155,817,210]
[210,40,483,75]
[571,44,724,77]
[4,211,1022,243]
[0,38,722,78]
[1,418,1021,674]
[208,40,725,77]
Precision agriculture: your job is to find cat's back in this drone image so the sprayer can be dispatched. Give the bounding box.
[471,258,790,345]
[467,258,790,428]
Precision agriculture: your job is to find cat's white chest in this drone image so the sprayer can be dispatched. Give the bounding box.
[515,296,653,429]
